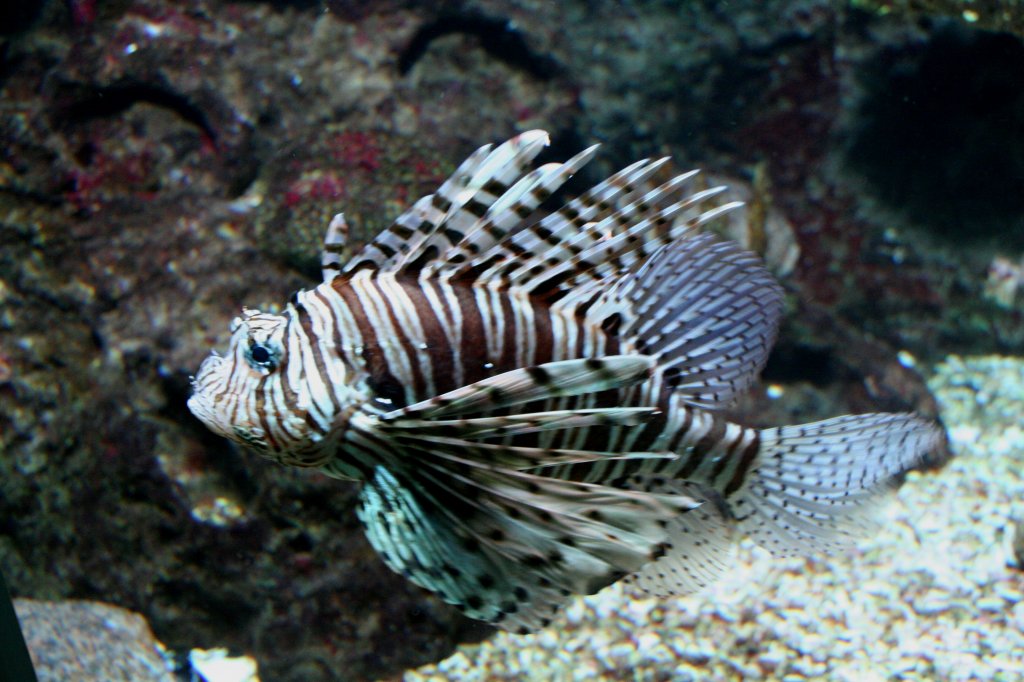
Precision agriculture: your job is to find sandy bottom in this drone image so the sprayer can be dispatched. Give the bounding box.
[401,354,1024,681]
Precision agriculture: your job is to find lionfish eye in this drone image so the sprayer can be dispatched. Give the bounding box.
[246,342,278,371]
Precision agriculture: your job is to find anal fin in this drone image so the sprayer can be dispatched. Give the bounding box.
[620,479,736,598]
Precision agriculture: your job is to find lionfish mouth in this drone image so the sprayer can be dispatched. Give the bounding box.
[187,353,229,433]
[190,353,222,394]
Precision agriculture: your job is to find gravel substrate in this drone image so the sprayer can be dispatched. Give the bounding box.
[401,354,1024,681]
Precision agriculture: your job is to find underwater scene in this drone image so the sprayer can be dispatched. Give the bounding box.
[1,1,1023,680]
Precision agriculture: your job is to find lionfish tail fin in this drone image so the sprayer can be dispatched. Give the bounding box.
[736,413,946,556]
[589,231,784,408]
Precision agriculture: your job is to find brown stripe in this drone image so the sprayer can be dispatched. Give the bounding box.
[530,301,555,367]
[626,386,674,452]
[709,428,745,482]
[223,356,246,426]
[443,228,464,244]
[503,239,528,257]
[532,185,552,203]
[481,178,508,197]
[406,278,457,395]
[496,284,518,371]
[723,432,760,496]
[680,417,725,478]
[532,224,555,242]
[278,317,302,409]
[451,279,489,385]
[301,293,342,414]
[254,375,281,453]
[333,278,411,406]
[374,242,397,259]
[464,196,490,218]
[323,283,356,373]
[431,192,452,214]
[485,222,506,240]
[660,400,693,453]
[453,253,503,286]
[334,279,377,352]
[303,410,328,436]
[389,223,416,240]
[338,427,387,479]
[372,278,427,405]
[531,269,576,300]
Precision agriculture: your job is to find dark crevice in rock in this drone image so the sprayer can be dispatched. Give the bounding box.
[234,0,323,10]
[761,340,841,388]
[52,79,219,146]
[399,10,561,79]
[845,22,1024,247]
[0,183,65,206]
[0,3,45,36]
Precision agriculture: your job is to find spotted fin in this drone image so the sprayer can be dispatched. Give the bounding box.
[343,130,551,275]
[378,355,655,421]
[357,456,698,633]
[338,130,744,295]
[380,407,659,440]
[428,145,599,269]
[374,356,666,472]
[620,480,736,598]
[320,213,350,283]
[583,231,784,408]
[735,413,946,556]
[446,169,738,296]
[386,432,676,473]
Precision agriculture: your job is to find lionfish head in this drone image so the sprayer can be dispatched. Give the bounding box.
[188,308,333,467]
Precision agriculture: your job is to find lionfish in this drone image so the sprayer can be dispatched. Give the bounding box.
[189,131,944,633]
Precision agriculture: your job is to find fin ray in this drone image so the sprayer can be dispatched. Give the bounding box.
[622,481,736,598]
[604,232,784,408]
[379,355,655,421]
[380,406,659,440]
[390,433,676,471]
[320,213,350,283]
[734,413,946,556]
[358,449,696,632]
[342,142,494,272]
[342,131,550,274]
[431,145,600,268]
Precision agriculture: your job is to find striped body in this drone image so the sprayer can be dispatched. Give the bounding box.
[290,270,760,498]
[189,130,945,633]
